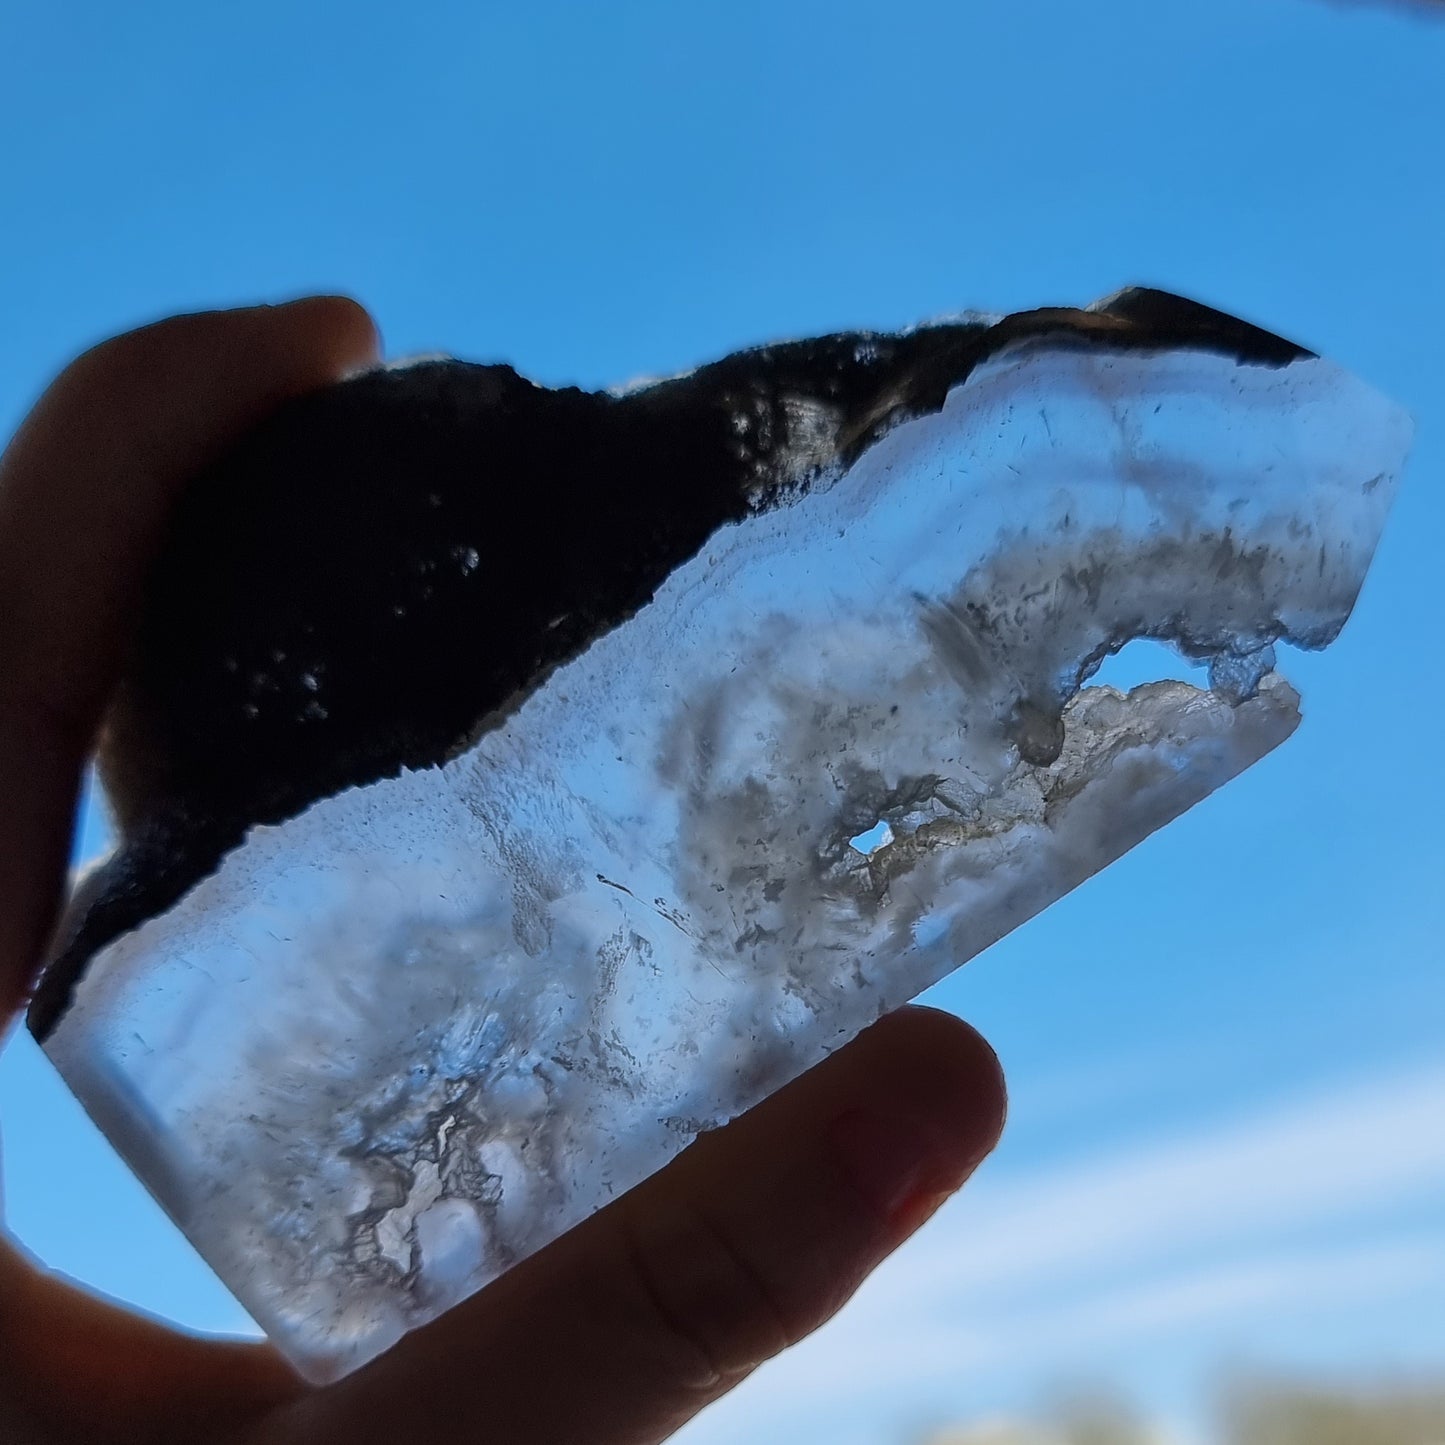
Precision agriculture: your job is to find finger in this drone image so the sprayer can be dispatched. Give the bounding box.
[0,1233,304,1445]
[0,297,379,1015]
[269,1005,1007,1445]
[0,297,378,1442]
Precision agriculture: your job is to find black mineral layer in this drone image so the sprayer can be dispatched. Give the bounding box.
[28,288,1310,1039]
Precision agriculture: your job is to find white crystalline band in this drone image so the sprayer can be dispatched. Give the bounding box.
[47,341,1411,1380]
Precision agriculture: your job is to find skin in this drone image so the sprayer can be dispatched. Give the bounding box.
[0,297,1007,1445]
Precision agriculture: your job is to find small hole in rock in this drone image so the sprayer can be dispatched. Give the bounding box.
[1083,638,1199,694]
[849,820,895,856]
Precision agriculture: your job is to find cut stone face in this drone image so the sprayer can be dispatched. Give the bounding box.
[32,290,1410,1381]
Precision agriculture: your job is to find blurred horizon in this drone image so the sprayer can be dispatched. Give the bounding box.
[2,1,1442,1441]
[917,1369,1445,1443]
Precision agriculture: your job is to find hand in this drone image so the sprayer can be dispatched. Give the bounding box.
[0,300,1007,1445]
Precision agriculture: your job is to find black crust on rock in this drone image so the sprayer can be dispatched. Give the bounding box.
[28,288,1309,1040]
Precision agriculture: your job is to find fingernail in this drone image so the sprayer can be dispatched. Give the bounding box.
[270,295,383,361]
[892,1187,956,1237]
[829,1108,967,1238]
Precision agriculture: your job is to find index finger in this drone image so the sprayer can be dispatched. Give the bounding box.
[0,297,380,1016]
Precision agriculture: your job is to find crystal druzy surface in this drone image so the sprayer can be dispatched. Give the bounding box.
[33,290,1410,1380]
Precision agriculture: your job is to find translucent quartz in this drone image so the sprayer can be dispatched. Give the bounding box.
[44,340,1409,1380]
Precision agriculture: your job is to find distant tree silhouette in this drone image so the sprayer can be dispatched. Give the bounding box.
[1221,1376,1445,1445]
[918,1372,1445,1445]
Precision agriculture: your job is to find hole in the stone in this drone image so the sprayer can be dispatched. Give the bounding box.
[849,819,895,856]
[1083,637,1200,694]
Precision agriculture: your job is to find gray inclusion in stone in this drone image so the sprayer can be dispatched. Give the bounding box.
[34,290,1410,1382]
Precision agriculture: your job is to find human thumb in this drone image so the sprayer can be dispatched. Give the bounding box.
[266,1005,1006,1445]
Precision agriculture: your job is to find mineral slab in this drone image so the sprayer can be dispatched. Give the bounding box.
[32,289,1410,1380]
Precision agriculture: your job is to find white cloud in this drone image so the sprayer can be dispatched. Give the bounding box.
[876,1061,1445,1308]
[779,1236,1445,1395]
[678,1062,1445,1444]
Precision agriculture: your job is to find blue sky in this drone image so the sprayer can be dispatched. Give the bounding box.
[1,0,1442,1439]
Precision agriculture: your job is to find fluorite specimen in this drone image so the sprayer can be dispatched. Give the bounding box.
[32,290,1410,1380]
